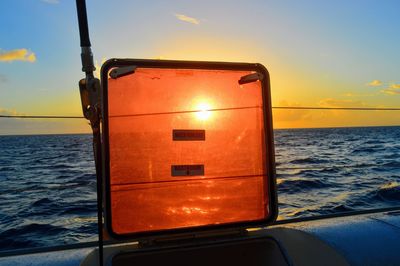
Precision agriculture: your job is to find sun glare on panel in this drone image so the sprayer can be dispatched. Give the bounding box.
[195,102,212,121]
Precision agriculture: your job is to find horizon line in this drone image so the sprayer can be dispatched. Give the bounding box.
[1,124,399,137]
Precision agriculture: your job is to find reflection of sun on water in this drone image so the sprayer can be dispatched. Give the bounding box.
[195,102,212,121]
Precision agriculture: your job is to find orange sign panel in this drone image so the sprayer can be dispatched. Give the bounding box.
[105,64,273,236]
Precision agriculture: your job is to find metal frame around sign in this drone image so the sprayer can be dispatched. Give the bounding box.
[100,59,278,241]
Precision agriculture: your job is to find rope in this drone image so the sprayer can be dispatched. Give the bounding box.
[1,106,400,119]
[0,115,83,119]
[272,106,400,111]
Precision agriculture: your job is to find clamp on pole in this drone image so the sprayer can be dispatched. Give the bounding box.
[79,70,101,132]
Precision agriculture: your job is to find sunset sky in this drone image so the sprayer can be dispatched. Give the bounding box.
[0,0,399,135]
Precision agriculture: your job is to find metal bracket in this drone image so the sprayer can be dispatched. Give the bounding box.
[110,65,137,79]
[79,76,101,130]
[238,72,264,85]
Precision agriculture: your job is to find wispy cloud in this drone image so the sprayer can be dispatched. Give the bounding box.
[390,84,400,89]
[343,92,376,97]
[381,84,400,95]
[0,49,36,63]
[319,98,369,108]
[366,80,382,87]
[94,57,107,78]
[41,0,59,4]
[0,108,23,116]
[174,14,200,25]
[273,100,311,122]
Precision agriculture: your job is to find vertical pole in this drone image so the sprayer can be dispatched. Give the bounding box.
[92,123,104,266]
[75,1,103,265]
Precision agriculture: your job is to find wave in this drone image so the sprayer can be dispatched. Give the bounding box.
[329,204,354,213]
[289,157,329,164]
[297,169,328,178]
[2,128,400,251]
[351,145,387,154]
[70,173,96,182]
[351,147,377,154]
[26,197,97,218]
[0,166,16,172]
[0,223,68,250]
[285,203,355,218]
[26,199,64,216]
[31,198,53,207]
[383,153,400,159]
[277,178,330,193]
[375,182,400,201]
[60,204,97,215]
[381,161,400,168]
[51,163,75,169]
[0,223,67,236]
[286,208,324,217]
[363,140,386,145]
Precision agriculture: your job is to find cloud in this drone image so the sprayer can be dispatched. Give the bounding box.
[0,49,36,63]
[41,0,59,4]
[0,108,23,116]
[381,84,400,95]
[174,14,200,25]
[319,98,369,108]
[273,100,311,122]
[343,92,376,97]
[390,84,400,89]
[94,57,107,79]
[366,80,382,87]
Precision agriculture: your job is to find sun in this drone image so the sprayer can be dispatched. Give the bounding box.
[195,102,212,121]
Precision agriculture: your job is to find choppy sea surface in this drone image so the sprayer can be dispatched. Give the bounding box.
[0,126,399,251]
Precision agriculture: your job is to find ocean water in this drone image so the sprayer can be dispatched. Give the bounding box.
[0,126,399,251]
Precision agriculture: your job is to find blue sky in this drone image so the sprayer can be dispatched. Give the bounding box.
[1,0,399,134]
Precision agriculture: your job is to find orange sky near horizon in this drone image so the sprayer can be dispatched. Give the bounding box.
[0,1,399,135]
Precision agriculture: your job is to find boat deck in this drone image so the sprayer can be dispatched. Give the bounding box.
[1,210,399,266]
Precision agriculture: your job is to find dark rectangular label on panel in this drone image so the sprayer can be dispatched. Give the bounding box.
[173,129,205,141]
[171,164,205,176]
